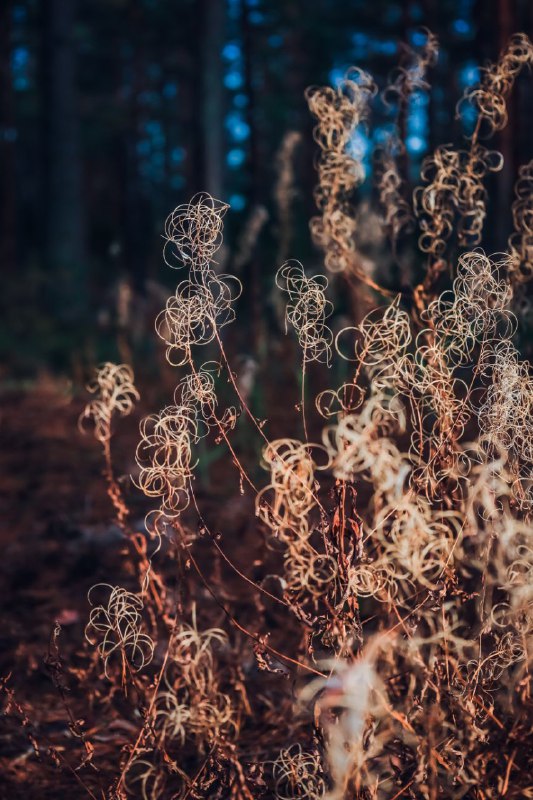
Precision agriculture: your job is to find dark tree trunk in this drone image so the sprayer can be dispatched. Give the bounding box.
[241,0,259,205]
[182,7,206,199]
[42,0,86,320]
[240,0,263,353]
[122,0,152,294]
[0,0,17,279]
[496,0,515,249]
[200,0,225,200]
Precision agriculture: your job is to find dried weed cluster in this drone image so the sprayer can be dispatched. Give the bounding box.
[306,69,376,280]
[70,31,533,800]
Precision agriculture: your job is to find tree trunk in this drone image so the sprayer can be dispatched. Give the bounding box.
[122,0,152,293]
[0,0,17,279]
[42,0,86,320]
[240,0,263,352]
[201,0,225,200]
[496,0,515,250]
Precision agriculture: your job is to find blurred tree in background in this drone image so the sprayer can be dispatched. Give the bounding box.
[1,0,532,377]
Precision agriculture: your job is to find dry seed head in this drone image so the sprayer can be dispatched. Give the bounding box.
[155,271,241,366]
[157,193,241,366]
[169,613,228,674]
[135,404,203,514]
[284,550,339,602]
[257,439,322,540]
[276,260,333,364]
[306,68,376,275]
[123,752,169,800]
[414,146,503,257]
[163,191,229,269]
[80,362,139,443]
[154,614,237,752]
[382,27,438,107]
[272,745,325,800]
[176,364,219,416]
[457,33,533,137]
[85,584,154,678]
[233,204,269,272]
[323,399,408,495]
[508,160,533,284]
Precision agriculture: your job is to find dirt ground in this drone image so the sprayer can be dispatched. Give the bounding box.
[0,377,280,799]
[0,381,134,796]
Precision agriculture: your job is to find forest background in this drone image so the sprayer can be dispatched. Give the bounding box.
[2,0,533,382]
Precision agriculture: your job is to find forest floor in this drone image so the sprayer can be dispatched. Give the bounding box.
[0,370,296,799]
[0,378,258,798]
[0,379,140,797]
[0,362,317,798]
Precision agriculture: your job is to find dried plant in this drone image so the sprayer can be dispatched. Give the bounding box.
[377,29,438,256]
[272,744,325,800]
[276,260,334,438]
[375,137,415,250]
[508,159,533,284]
[155,272,241,367]
[154,616,237,751]
[276,260,333,366]
[457,33,533,137]
[383,28,438,107]
[42,32,533,800]
[412,33,533,306]
[155,194,241,367]
[85,585,154,679]
[162,192,229,269]
[80,362,139,445]
[306,68,377,283]
[256,438,320,541]
[135,403,201,515]
[233,204,269,273]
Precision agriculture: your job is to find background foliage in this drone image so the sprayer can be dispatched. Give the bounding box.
[1,0,533,376]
